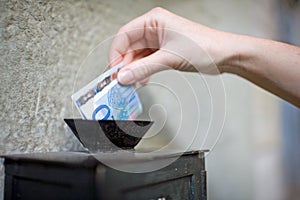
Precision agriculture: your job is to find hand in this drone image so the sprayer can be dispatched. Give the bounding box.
[109,7,300,108]
[109,7,233,85]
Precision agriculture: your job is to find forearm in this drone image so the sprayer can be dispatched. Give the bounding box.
[110,7,300,108]
[220,34,300,108]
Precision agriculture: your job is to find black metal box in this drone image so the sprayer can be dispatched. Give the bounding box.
[2,150,207,200]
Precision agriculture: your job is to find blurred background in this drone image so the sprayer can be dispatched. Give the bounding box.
[0,0,299,199]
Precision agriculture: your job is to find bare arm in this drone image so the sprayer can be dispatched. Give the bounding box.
[109,7,300,108]
[221,35,300,107]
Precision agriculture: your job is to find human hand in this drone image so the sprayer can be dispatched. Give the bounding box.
[109,7,234,85]
[109,7,300,108]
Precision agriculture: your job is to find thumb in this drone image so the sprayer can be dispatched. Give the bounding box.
[117,50,177,85]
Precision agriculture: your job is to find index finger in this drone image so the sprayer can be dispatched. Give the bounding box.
[109,15,148,66]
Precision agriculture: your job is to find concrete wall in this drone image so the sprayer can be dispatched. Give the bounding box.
[0,0,283,199]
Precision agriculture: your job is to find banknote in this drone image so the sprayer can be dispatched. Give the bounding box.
[71,62,143,120]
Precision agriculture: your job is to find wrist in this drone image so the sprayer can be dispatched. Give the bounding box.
[216,33,258,76]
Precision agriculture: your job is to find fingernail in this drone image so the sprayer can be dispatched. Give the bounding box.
[118,69,135,84]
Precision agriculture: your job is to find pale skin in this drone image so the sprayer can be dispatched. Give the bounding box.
[109,7,300,108]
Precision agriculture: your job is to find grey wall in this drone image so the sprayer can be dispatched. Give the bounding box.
[0,0,283,199]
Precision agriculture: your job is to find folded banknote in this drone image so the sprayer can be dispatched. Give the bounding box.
[71,62,143,120]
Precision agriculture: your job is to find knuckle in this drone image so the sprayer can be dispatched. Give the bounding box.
[149,7,166,15]
[139,60,152,77]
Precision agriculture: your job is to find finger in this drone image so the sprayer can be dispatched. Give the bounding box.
[109,10,161,67]
[139,77,149,86]
[109,16,148,66]
[117,50,179,85]
[118,47,157,66]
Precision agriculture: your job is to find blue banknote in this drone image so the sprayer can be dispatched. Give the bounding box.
[93,80,142,120]
[72,62,143,120]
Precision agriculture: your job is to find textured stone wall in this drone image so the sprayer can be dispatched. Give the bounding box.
[0,0,155,154]
[0,0,158,197]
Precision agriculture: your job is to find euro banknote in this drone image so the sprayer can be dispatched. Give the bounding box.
[71,62,143,120]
